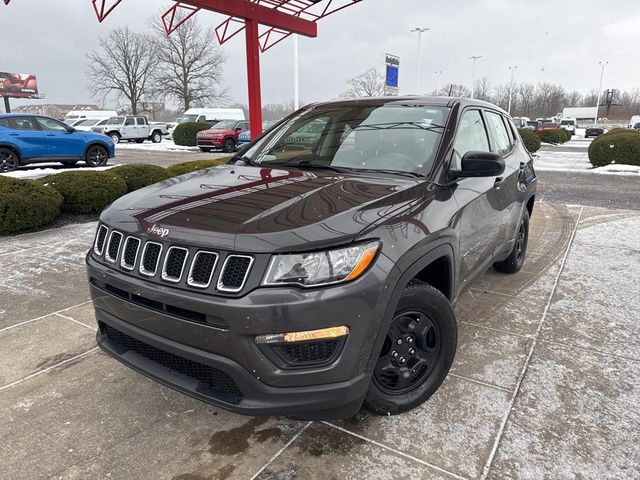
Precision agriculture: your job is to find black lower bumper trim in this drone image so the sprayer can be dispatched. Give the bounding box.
[99,322,242,404]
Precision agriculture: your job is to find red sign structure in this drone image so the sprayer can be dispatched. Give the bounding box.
[2,0,361,137]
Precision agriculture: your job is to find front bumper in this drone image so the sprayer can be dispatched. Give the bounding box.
[197,138,223,148]
[87,253,396,418]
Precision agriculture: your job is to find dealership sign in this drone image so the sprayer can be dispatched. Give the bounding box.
[0,72,39,98]
[385,54,399,95]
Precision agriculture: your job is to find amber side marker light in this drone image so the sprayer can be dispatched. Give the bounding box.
[345,244,379,282]
[255,326,350,344]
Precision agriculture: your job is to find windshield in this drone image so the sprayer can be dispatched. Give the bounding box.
[106,117,124,125]
[242,104,448,176]
[560,120,575,126]
[77,119,100,126]
[212,120,237,129]
[178,114,200,123]
[64,118,81,125]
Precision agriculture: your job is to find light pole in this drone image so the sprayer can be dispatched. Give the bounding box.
[434,70,443,95]
[411,27,430,93]
[507,66,518,114]
[594,60,609,125]
[469,55,482,98]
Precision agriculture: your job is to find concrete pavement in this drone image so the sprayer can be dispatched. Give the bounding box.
[1,203,639,479]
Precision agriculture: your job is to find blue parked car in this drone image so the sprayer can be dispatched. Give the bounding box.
[236,120,278,146]
[0,114,115,172]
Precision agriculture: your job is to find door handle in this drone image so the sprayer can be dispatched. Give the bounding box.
[8,133,19,136]
[519,162,527,169]
[46,134,56,137]
[494,177,505,187]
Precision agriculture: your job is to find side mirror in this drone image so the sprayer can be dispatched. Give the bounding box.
[65,126,76,133]
[235,127,243,132]
[452,151,505,179]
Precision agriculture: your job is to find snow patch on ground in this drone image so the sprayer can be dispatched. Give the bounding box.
[115,139,199,153]
[592,164,640,175]
[1,165,117,180]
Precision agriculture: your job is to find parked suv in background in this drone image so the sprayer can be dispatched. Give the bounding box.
[196,119,249,152]
[0,114,115,172]
[95,116,169,145]
[87,97,536,419]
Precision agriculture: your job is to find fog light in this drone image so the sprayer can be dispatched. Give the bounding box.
[255,326,349,344]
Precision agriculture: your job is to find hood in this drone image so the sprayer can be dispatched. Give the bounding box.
[198,128,230,135]
[101,165,424,253]
[81,130,110,141]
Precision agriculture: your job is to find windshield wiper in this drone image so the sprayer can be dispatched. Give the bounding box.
[353,168,426,178]
[290,159,353,174]
[232,155,261,167]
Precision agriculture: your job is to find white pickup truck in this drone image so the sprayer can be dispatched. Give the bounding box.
[93,116,169,144]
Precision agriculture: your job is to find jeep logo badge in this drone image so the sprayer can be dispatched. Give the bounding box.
[147,224,170,238]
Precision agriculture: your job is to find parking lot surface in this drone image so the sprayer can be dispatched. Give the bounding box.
[1,202,639,480]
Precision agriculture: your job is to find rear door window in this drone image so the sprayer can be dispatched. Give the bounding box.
[485,111,512,156]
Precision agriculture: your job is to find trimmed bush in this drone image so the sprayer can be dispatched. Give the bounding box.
[172,122,211,146]
[39,171,127,214]
[165,158,230,177]
[537,129,566,145]
[518,128,541,153]
[557,129,572,143]
[588,132,640,167]
[0,177,64,235]
[111,164,170,192]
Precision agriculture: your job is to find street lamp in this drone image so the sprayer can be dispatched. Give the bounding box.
[507,66,518,114]
[469,55,483,99]
[594,61,609,125]
[434,70,443,95]
[411,27,430,93]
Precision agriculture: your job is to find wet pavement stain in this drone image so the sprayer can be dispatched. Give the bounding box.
[35,348,93,370]
[297,425,365,457]
[208,417,283,456]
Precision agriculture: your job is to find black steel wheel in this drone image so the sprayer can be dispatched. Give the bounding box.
[373,310,441,394]
[494,209,530,274]
[223,138,235,153]
[86,145,108,167]
[364,282,457,416]
[0,148,19,172]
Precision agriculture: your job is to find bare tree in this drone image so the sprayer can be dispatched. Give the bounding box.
[473,77,492,101]
[342,68,386,98]
[87,27,159,115]
[150,14,227,111]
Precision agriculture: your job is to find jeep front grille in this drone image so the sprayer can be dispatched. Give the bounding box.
[218,255,254,292]
[94,225,108,255]
[105,231,123,263]
[120,237,140,271]
[140,242,162,276]
[162,247,188,283]
[188,251,218,288]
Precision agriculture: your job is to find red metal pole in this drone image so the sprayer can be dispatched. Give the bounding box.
[245,18,263,139]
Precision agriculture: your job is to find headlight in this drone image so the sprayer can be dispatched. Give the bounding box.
[263,241,379,287]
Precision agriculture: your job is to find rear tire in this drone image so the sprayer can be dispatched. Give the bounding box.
[364,282,457,416]
[223,138,235,153]
[86,145,109,167]
[151,131,162,143]
[493,209,530,274]
[0,147,19,172]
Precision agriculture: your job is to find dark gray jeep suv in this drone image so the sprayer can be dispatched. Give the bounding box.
[87,97,536,419]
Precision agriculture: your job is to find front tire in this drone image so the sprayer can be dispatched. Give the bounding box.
[364,282,457,416]
[110,133,121,144]
[0,147,19,172]
[151,131,162,143]
[493,209,530,274]
[86,145,109,167]
[223,138,235,153]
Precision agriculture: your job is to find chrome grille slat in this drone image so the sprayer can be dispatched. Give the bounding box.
[93,225,109,256]
[120,237,140,271]
[139,241,163,277]
[161,247,189,283]
[187,251,219,289]
[105,231,123,264]
[217,255,254,293]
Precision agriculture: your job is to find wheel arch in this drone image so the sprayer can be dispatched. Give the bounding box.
[83,141,110,157]
[364,243,456,375]
[0,143,22,159]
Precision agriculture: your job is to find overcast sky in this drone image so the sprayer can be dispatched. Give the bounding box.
[2,0,639,111]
